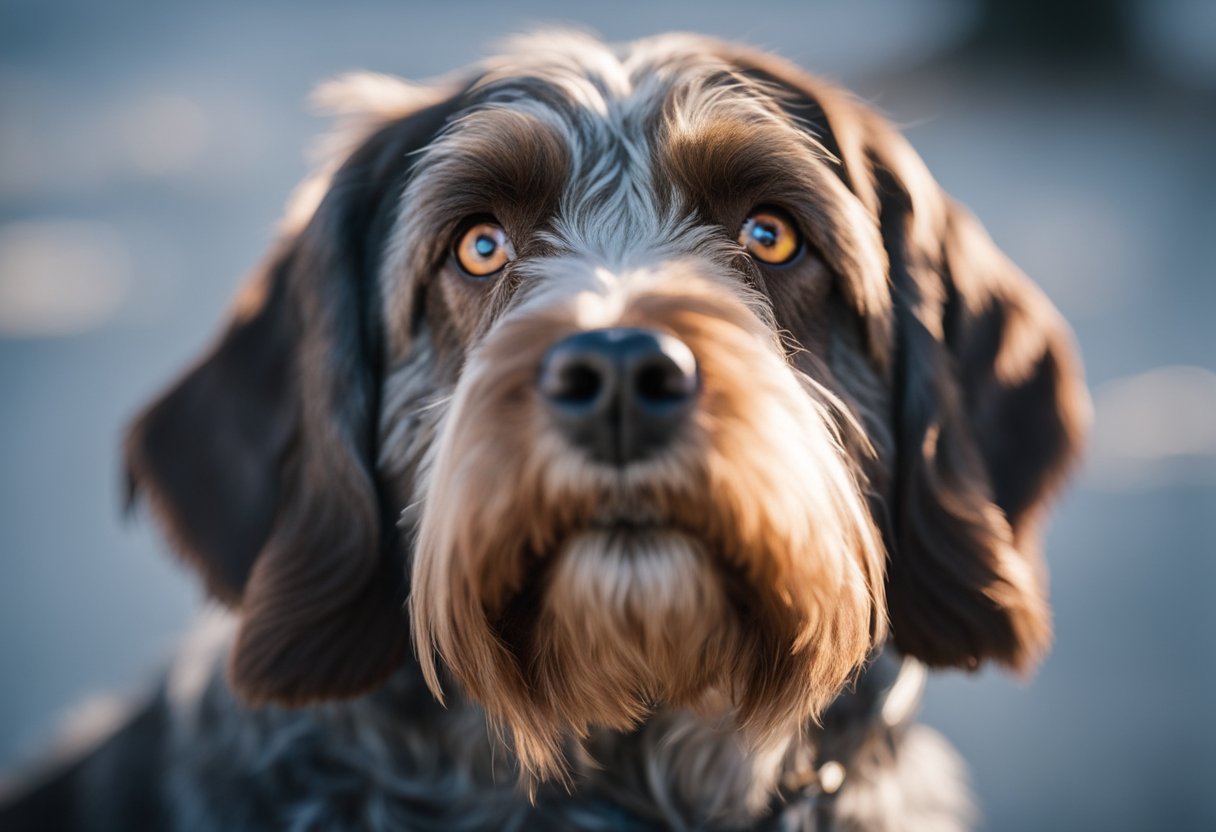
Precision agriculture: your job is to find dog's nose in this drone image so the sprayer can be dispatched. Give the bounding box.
[538,327,698,464]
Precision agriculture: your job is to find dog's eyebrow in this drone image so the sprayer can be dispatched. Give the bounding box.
[660,111,888,341]
[665,119,801,204]
[406,104,571,246]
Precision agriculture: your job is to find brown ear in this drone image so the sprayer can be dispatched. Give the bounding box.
[868,125,1090,672]
[720,45,1089,672]
[125,81,464,704]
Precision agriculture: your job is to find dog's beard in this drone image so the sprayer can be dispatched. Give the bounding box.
[409,276,886,784]
[537,529,737,721]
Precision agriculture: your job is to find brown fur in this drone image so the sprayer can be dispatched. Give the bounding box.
[123,33,1088,804]
[410,270,886,782]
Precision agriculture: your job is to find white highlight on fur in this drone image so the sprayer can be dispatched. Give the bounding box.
[881,659,927,728]
[819,760,847,794]
[167,608,238,715]
[833,725,976,832]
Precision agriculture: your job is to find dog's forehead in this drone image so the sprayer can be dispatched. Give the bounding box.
[475,32,743,118]
[433,35,791,257]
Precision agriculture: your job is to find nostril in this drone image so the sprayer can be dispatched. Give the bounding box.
[553,362,602,406]
[629,333,698,411]
[538,338,614,413]
[634,359,694,406]
[635,362,672,403]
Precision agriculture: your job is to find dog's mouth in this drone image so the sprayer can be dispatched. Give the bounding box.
[585,516,667,536]
[493,519,705,614]
[559,524,702,558]
[539,507,708,571]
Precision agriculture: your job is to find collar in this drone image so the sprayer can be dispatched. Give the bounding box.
[764,646,927,829]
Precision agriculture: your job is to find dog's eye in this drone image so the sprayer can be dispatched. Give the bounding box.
[738,207,801,265]
[454,221,514,277]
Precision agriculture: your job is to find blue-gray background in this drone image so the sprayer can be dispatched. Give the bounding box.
[2,1,1213,829]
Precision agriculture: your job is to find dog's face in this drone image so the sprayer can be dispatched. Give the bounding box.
[125,33,1088,782]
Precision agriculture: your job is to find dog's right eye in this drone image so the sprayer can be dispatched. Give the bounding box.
[454,220,514,278]
[738,207,802,266]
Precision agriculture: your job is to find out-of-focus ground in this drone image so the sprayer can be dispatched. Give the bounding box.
[1,1,1213,829]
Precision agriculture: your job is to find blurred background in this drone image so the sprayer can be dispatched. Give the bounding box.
[1,0,1213,828]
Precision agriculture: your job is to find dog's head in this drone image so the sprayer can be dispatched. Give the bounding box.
[125,33,1088,782]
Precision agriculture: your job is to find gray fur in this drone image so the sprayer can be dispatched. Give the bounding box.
[2,612,970,831]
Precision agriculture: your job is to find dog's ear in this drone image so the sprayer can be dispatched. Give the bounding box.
[724,48,1088,672]
[863,116,1090,672]
[125,78,463,704]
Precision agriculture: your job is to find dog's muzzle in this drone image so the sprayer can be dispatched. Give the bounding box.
[538,327,699,465]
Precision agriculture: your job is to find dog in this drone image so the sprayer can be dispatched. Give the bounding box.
[0,31,1089,831]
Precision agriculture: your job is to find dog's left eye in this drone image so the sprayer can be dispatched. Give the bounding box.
[738,207,802,266]
[454,220,515,277]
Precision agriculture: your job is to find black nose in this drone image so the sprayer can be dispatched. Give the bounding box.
[538,327,699,465]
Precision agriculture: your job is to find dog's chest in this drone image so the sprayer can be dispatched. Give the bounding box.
[165,628,958,832]
[169,657,796,830]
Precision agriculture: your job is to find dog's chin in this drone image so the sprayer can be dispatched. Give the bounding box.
[526,526,741,732]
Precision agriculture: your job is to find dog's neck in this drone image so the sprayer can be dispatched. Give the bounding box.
[570,647,924,828]
[168,614,920,829]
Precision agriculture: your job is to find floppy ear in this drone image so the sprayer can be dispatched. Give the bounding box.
[125,78,463,704]
[866,121,1090,672]
[722,45,1089,672]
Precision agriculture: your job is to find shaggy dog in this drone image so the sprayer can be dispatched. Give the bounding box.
[0,32,1088,831]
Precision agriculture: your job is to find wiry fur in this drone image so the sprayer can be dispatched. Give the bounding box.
[0,31,1087,832]
[411,269,885,784]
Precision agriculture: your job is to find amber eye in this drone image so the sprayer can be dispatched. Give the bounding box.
[454,220,514,277]
[738,207,802,265]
